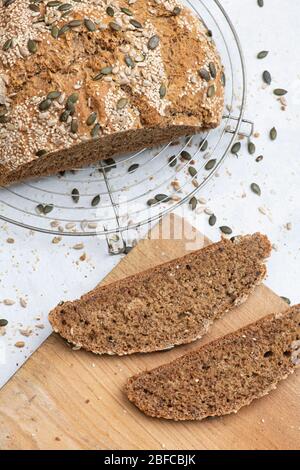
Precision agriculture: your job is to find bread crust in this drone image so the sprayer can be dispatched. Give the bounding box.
[0,0,224,185]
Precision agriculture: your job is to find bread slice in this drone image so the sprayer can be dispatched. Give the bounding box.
[49,233,271,355]
[126,305,300,420]
[0,0,224,186]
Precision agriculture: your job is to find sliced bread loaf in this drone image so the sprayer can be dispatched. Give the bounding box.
[126,305,300,420]
[49,233,271,355]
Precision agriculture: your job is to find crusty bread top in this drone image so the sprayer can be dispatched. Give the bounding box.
[126,305,300,420]
[0,0,224,172]
[49,233,272,355]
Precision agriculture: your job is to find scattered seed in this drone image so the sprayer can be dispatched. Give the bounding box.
[270,127,277,140]
[86,112,97,126]
[116,98,128,110]
[248,142,256,155]
[274,88,288,96]
[155,194,168,202]
[58,24,70,36]
[173,6,181,15]
[231,142,241,155]
[0,319,8,327]
[43,204,54,214]
[106,6,114,16]
[257,0,264,7]
[209,214,217,226]
[128,163,139,173]
[15,341,25,348]
[262,70,272,85]
[200,139,208,151]
[73,243,84,250]
[60,110,70,122]
[220,226,232,235]
[205,159,216,170]
[71,188,80,203]
[91,195,100,206]
[168,155,177,167]
[189,197,197,211]
[181,150,192,161]
[251,182,261,196]
[91,123,100,137]
[3,38,12,51]
[188,166,197,177]
[109,21,121,32]
[257,50,268,59]
[147,198,156,206]
[256,155,264,162]
[3,299,15,305]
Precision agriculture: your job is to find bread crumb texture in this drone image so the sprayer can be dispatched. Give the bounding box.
[0,0,224,185]
[126,305,300,420]
[48,233,271,355]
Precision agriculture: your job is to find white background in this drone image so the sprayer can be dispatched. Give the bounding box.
[0,0,299,387]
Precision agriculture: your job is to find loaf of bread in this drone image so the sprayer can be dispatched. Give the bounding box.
[126,305,300,420]
[49,233,271,355]
[0,0,224,186]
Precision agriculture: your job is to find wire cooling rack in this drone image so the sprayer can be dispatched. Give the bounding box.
[0,0,253,252]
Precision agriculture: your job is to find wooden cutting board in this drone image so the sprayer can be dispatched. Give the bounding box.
[0,214,299,450]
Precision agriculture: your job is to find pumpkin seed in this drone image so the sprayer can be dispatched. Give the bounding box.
[116,98,128,110]
[205,159,216,170]
[51,25,59,39]
[207,85,215,98]
[0,319,8,327]
[231,142,241,155]
[130,19,143,28]
[39,98,52,111]
[168,155,177,167]
[121,7,133,16]
[70,118,78,134]
[47,90,61,100]
[159,84,166,98]
[109,21,121,31]
[181,150,192,161]
[3,38,13,51]
[84,18,96,32]
[220,226,232,235]
[36,149,47,157]
[148,35,160,50]
[250,182,261,196]
[155,194,168,202]
[188,166,197,177]
[189,197,197,211]
[200,139,208,151]
[91,195,100,207]
[91,123,100,138]
[270,127,277,140]
[128,163,139,173]
[27,39,37,54]
[106,6,114,16]
[198,68,210,81]
[86,112,97,126]
[209,62,217,78]
[274,88,288,96]
[257,50,268,59]
[209,214,217,226]
[71,188,80,203]
[263,70,272,85]
[248,142,256,155]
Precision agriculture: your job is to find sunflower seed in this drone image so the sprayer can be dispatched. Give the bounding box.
[257,50,268,59]
[84,18,96,32]
[251,182,261,196]
[58,24,70,36]
[200,139,208,151]
[155,194,168,202]
[130,19,143,28]
[209,62,217,78]
[100,66,112,75]
[168,155,177,167]
[181,150,192,161]
[188,166,197,177]
[36,149,47,157]
[51,25,59,39]
[256,155,264,162]
[60,110,70,122]
[68,19,82,28]
[91,123,100,137]
[0,319,8,327]
[109,21,121,31]
[3,38,13,51]
[147,198,156,206]
[207,85,215,98]
[173,6,181,15]
[47,90,61,100]
[58,3,73,12]
[263,70,272,85]
[70,118,78,134]
[257,0,264,6]
[43,204,54,214]
[220,226,232,235]
[125,55,134,68]
[71,188,80,203]
[91,195,100,206]
[270,127,277,140]
[148,35,160,50]
[198,68,210,81]
[39,98,52,111]
[121,7,133,15]
[205,159,216,170]
[106,6,114,16]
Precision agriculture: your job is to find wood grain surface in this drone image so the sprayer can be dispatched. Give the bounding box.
[0,214,299,450]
